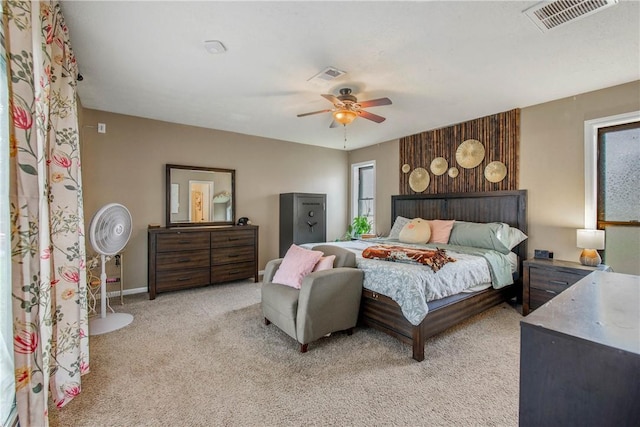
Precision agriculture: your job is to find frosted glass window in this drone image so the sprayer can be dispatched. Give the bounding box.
[598,122,640,223]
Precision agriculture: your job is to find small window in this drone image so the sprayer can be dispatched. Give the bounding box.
[351,161,375,233]
[597,121,640,227]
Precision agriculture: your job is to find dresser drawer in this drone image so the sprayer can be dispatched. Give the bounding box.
[529,287,561,311]
[156,249,209,271]
[210,229,255,247]
[155,268,210,292]
[529,268,585,292]
[211,262,255,283]
[211,245,255,265]
[156,232,210,252]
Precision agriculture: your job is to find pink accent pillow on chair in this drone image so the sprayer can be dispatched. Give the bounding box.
[428,220,455,244]
[312,255,336,272]
[273,244,324,289]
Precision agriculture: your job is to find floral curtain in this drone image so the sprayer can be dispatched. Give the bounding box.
[4,1,88,425]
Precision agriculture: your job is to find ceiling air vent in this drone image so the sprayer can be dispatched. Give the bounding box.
[524,0,619,32]
[307,66,347,84]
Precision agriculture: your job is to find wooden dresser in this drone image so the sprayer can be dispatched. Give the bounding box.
[148,225,258,299]
[522,258,610,315]
[519,271,639,426]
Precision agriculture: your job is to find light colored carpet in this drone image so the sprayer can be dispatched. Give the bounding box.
[49,281,521,426]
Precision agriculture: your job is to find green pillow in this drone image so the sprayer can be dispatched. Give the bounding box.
[448,221,511,254]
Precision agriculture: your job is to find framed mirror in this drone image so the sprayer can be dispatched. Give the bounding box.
[166,164,235,227]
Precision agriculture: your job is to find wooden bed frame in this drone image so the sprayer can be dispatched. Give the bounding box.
[359,190,528,362]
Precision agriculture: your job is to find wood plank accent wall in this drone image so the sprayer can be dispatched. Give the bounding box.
[399,109,520,194]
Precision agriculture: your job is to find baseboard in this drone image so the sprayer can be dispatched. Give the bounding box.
[105,279,263,299]
[106,286,147,298]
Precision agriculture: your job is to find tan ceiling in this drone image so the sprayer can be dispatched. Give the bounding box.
[61,1,640,151]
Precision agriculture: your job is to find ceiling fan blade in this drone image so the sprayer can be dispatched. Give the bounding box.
[358,97,392,108]
[359,110,386,123]
[321,94,344,107]
[297,109,332,117]
[329,120,340,128]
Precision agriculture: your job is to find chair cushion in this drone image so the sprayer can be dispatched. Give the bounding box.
[272,244,323,289]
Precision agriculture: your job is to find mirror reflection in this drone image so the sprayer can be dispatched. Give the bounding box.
[166,164,235,226]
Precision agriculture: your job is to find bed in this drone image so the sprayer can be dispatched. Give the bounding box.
[311,190,527,362]
[360,190,527,361]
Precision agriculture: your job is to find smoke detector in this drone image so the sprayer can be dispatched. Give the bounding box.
[524,0,619,33]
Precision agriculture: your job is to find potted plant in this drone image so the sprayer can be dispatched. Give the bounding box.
[345,215,373,239]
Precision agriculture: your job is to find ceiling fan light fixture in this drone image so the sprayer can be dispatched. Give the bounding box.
[333,109,357,125]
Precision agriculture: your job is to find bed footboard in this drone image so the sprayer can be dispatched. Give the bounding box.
[360,285,517,361]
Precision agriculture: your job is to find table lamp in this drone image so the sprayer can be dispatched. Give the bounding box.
[576,229,605,266]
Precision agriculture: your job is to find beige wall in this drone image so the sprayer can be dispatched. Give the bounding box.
[80,110,349,291]
[520,80,640,273]
[349,81,640,273]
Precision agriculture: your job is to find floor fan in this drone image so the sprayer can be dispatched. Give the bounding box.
[88,203,134,335]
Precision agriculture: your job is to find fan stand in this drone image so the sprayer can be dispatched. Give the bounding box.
[89,254,133,335]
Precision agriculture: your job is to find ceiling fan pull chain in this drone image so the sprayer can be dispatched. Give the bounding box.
[343,124,347,149]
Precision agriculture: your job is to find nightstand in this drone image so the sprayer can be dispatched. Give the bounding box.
[522,258,611,315]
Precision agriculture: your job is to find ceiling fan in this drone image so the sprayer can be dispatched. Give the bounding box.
[297,88,392,127]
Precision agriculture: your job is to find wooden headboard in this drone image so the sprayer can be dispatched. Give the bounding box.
[391,190,528,272]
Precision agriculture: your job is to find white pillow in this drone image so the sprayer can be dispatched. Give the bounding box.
[388,216,410,239]
[504,225,528,250]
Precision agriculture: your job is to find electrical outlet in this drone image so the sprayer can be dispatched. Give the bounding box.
[97,123,106,133]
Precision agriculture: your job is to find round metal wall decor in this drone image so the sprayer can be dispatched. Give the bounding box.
[401,163,411,173]
[448,167,459,178]
[456,139,485,169]
[409,167,430,192]
[484,161,507,183]
[430,157,448,176]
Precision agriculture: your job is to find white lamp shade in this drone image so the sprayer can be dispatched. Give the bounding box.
[576,229,605,250]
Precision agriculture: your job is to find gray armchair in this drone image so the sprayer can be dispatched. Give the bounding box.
[261,245,364,353]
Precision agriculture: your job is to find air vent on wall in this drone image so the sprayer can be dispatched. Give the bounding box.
[524,0,619,33]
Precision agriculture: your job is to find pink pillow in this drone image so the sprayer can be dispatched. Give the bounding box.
[428,220,455,244]
[272,244,323,289]
[313,255,336,272]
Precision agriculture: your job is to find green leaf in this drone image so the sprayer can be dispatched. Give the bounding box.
[64,185,76,191]
[32,383,43,393]
[19,163,38,175]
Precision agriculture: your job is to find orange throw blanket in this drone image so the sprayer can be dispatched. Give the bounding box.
[362,245,456,272]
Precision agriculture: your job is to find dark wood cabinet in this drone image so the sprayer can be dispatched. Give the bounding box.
[148,226,258,299]
[279,193,326,257]
[519,271,640,426]
[522,258,610,315]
